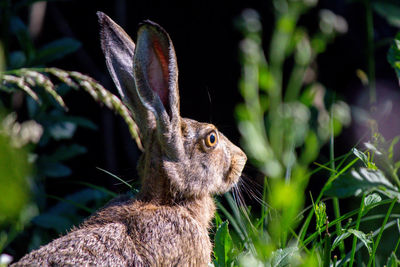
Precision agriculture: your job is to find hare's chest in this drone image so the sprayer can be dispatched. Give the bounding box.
[129,209,212,266]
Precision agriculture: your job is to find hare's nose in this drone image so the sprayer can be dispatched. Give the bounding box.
[232,144,247,163]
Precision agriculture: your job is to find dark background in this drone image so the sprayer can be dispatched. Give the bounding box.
[24,0,400,195]
[4,0,400,261]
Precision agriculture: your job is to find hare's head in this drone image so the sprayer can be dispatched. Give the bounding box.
[98,12,246,200]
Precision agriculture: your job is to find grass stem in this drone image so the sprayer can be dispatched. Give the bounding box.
[349,194,366,267]
[367,198,397,267]
[299,157,360,242]
[364,0,376,104]
[330,106,345,259]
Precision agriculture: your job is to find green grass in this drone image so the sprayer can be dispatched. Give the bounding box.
[211,1,400,266]
[1,0,400,266]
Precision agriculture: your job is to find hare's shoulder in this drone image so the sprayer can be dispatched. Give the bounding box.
[83,198,212,265]
[86,198,210,241]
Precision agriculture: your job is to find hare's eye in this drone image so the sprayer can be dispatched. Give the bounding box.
[205,131,218,147]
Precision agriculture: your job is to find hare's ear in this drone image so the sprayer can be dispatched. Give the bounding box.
[134,21,183,157]
[97,12,154,141]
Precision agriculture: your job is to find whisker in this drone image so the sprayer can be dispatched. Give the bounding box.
[233,186,252,222]
[113,178,135,186]
[234,185,247,209]
[239,174,271,209]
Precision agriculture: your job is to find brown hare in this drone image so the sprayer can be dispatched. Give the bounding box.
[13,12,247,266]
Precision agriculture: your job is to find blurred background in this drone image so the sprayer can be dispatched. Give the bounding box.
[17,0,399,188]
[1,0,400,264]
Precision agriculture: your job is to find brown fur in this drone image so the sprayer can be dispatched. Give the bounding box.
[13,12,247,266]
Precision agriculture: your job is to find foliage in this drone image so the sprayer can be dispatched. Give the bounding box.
[213,0,400,266]
[1,0,400,266]
[0,0,137,261]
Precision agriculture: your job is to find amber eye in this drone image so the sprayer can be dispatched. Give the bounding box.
[205,131,218,147]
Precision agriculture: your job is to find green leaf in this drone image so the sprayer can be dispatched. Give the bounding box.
[388,32,400,82]
[33,38,81,65]
[397,218,400,234]
[332,231,351,251]
[214,211,223,229]
[364,193,382,208]
[372,1,400,28]
[299,131,319,165]
[270,247,300,267]
[324,168,397,198]
[386,252,400,267]
[388,136,400,161]
[347,229,373,255]
[214,221,233,267]
[364,142,382,155]
[0,132,31,225]
[332,229,372,254]
[352,148,368,167]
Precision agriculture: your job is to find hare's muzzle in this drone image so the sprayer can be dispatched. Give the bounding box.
[225,141,247,186]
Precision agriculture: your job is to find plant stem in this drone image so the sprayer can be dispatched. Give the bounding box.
[391,171,400,190]
[336,218,398,266]
[302,199,393,247]
[284,65,307,102]
[367,198,397,267]
[330,106,345,259]
[261,176,269,234]
[0,0,11,67]
[394,235,400,255]
[349,194,366,267]
[323,231,331,267]
[364,0,376,104]
[299,157,360,242]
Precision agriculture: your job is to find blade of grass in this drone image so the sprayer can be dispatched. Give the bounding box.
[299,156,360,243]
[323,230,332,267]
[367,198,397,267]
[349,194,366,267]
[364,0,376,104]
[330,107,346,260]
[216,200,246,242]
[337,219,398,267]
[313,162,338,173]
[302,199,393,247]
[395,219,400,254]
[96,167,132,189]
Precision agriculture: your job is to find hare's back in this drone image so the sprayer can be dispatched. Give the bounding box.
[13,222,139,266]
[14,200,212,266]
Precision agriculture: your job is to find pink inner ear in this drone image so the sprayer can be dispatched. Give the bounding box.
[148,39,169,108]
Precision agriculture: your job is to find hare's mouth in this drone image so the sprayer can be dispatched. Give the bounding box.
[226,153,247,186]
